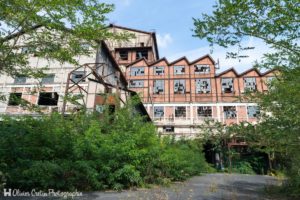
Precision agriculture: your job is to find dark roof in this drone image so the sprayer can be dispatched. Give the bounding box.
[109,24,159,60]
[190,54,216,65]
[169,56,189,65]
[148,57,169,66]
[109,24,153,34]
[260,69,277,76]
[125,57,148,68]
[239,68,261,76]
[216,68,239,77]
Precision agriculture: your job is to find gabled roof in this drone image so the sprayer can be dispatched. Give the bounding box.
[149,57,169,66]
[169,56,189,65]
[239,68,261,77]
[190,54,216,65]
[261,69,277,76]
[125,57,149,68]
[216,68,239,77]
[109,24,159,60]
[109,24,153,35]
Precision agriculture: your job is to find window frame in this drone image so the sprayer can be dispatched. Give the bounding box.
[175,106,186,118]
[247,106,260,118]
[41,74,55,84]
[136,50,148,60]
[14,76,27,84]
[197,106,212,118]
[7,93,22,106]
[221,78,234,94]
[244,77,257,92]
[154,106,164,118]
[196,78,211,94]
[129,80,144,88]
[194,64,210,74]
[223,106,237,119]
[174,66,185,75]
[154,66,164,75]
[153,80,164,94]
[130,67,145,76]
[174,79,186,94]
[38,92,59,106]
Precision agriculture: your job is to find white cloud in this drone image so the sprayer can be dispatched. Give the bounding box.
[166,38,273,73]
[157,33,173,48]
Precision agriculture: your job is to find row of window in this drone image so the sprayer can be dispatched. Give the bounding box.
[153,106,260,119]
[12,71,87,84]
[130,77,273,93]
[130,64,211,76]
[119,49,148,61]
[7,92,59,106]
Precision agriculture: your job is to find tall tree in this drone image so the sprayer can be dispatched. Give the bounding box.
[0,0,127,76]
[193,0,300,196]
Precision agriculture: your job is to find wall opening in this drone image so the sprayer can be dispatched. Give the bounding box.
[38,92,59,106]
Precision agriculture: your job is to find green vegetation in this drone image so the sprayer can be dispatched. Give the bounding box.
[194,0,299,197]
[0,0,128,76]
[0,101,211,191]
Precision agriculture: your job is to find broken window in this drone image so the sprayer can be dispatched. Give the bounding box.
[21,46,35,54]
[71,71,86,83]
[175,106,186,118]
[266,76,275,83]
[197,106,212,117]
[163,126,174,133]
[129,80,144,88]
[154,66,164,75]
[194,64,210,74]
[119,50,128,60]
[14,76,26,84]
[244,77,257,91]
[80,43,91,51]
[38,92,59,106]
[221,78,234,93]
[153,80,164,94]
[154,106,164,118]
[174,66,185,75]
[174,80,185,94]
[136,50,148,60]
[265,76,275,90]
[8,93,22,106]
[224,106,237,119]
[247,106,260,118]
[41,74,55,84]
[130,67,145,76]
[196,79,211,94]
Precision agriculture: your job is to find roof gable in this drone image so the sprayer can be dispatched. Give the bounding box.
[216,68,239,77]
[239,68,261,77]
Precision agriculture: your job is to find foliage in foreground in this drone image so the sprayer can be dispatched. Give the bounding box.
[194,0,299,197]
[0,105,211,191]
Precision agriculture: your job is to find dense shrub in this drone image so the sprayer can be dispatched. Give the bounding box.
[0,103,210,191]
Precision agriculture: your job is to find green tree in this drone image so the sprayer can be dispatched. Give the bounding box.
[0,0,127,76]
[193,0,300,196]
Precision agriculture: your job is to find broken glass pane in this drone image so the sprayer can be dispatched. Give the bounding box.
[196,79,211,94]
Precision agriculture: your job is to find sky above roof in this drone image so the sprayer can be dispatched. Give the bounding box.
[103,0,271,72]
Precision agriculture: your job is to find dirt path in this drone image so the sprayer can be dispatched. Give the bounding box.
[2,173,284,200]
[80,173,281,200]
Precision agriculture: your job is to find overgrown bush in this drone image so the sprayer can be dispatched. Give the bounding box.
[0,102,211,191]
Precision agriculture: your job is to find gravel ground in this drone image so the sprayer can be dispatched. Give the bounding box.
[1,173,285,200]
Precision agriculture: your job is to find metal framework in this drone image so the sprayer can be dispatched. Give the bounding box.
[61,63,125,114]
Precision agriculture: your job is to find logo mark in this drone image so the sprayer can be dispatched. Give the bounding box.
[3,189,12,197]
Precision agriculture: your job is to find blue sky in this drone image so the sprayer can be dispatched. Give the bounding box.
[103,0,270,72]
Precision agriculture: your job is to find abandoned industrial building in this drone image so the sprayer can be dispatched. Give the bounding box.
[0,24,276,137]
